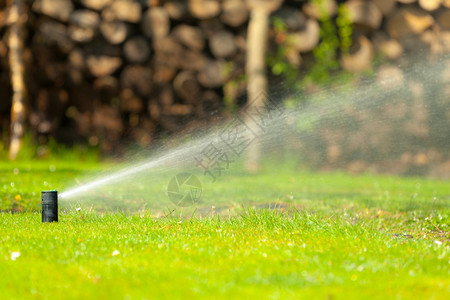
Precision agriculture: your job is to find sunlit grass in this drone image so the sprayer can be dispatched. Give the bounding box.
[0,160,448,299]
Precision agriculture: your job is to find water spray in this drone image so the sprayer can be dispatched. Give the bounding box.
[42,190,58,222]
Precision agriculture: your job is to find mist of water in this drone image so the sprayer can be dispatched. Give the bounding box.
[59,56,450,212]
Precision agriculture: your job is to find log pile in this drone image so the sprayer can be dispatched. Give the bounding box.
[0,0,448,170]
[19,0,250,152]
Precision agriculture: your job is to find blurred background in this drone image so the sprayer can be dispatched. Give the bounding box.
[0,0,449,178]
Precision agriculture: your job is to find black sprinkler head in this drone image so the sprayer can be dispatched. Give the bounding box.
[42,190,58,222]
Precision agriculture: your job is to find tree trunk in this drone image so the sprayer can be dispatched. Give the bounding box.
[245,8,269,172]
[7,0,27,160]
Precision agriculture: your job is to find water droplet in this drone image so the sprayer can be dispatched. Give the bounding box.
[11,251,20,261]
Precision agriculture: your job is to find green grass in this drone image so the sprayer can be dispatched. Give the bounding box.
[0,160,448,299]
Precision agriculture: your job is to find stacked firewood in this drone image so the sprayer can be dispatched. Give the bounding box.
[0,0,11,141]
[25,0,252,152]
[0,0,449,155]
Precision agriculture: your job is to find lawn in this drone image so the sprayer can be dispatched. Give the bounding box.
[0,160,448,299]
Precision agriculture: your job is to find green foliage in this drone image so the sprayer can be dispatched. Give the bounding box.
[267,17,300,85]
[304,1,353,85]
[268,1,354,90]
[223,73,247,112]
[309,12,340,82]
[337,4,353,54]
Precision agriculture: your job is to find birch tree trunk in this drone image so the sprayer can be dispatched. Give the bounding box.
[244,0,282,171]
[7,0,27,160]
[245,9,269,172]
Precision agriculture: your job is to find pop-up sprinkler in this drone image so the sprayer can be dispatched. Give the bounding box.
[42,190,58,222]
